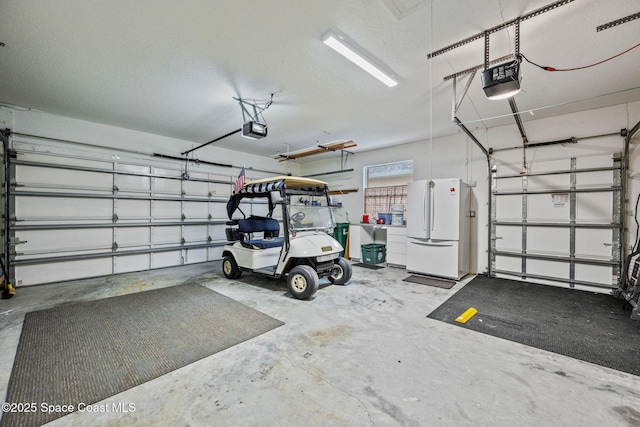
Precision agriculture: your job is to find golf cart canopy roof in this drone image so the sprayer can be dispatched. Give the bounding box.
[243,176,327,192]
[227,176,328,219]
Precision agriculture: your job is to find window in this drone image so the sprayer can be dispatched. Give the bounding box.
[363,160,413,216]
[365,160,414,188]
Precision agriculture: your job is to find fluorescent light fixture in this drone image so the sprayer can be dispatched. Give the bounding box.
[321,30,398,87]
[480,59,522,100]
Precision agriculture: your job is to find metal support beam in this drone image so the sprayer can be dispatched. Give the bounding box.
[569,158,577,288]
[508,97,528,145]
[597,12,640,32]
[181,128,242,156]
[427,0,575,59]
[453,117,492,275]
[1,131,15,286]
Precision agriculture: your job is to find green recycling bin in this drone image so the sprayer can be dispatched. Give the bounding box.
[333,223,350,257]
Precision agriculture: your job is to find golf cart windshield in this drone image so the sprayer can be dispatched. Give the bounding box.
[226,176,336,232]
[288,195,335,232]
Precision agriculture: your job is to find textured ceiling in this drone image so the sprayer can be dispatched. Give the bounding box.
[0,0,639,161]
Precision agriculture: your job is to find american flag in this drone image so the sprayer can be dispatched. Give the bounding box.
[233,167,246,194]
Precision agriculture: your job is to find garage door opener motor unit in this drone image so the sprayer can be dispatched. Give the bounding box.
[242,121,267,139]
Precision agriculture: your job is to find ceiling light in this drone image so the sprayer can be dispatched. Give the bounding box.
[481,59,522,100]
[321,30,398,87]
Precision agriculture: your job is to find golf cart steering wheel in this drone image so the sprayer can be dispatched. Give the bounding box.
[291,212,305,226]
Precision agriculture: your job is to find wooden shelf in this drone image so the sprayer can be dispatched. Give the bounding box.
[272,140,356,162]
[328,189,358,195]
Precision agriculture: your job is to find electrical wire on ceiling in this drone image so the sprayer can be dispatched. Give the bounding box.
[498,0,513,57]
[520,41,640,72]
[246,93,274,125]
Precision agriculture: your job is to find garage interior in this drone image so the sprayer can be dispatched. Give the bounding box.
[1,0,640,426]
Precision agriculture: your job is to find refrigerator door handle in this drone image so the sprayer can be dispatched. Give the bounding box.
[422,187,427,232]
[409,241,454,247]
[429,181,435,232]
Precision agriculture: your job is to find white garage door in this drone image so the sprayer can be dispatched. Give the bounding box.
[490,152,623,293]
[3,136,268,286]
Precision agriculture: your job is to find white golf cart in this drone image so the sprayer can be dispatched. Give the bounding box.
[222,176,352,299]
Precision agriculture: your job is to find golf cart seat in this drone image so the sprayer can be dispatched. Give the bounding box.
[238,216,284,249]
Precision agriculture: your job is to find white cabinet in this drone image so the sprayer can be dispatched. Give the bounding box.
[348,224,361,260]
[386,227,407,266]
[348,224,406,266]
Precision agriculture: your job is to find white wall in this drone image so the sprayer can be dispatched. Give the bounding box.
[303,101,640,278]
[2,107,299,177]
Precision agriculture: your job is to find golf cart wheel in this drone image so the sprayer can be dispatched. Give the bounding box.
[222,255,242,279]
[329,257,352,285]
[287,265,319,300]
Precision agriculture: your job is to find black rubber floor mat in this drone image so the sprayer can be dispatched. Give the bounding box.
[1,284,284,427]
[403,275,456,289]
[427,275,640,376]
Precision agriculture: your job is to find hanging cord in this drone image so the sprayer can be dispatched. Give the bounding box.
[620,192,640,293]
[520,41,640,72]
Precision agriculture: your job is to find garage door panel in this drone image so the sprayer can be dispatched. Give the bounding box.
[18,228,112,252]
[527,259,570,280]
[527,194,569,221]
[527,227,569,254]
[185,248,208,264]
[117,165,151,192]
[494,226,521,251]
[153,175,181,194]
[183,201,209,219]
[495,195,520,220]
[208,247,223,260]
[117,227,151,245]
[576,170,612,187]
[15,259,112,285]
[575,229,612,258]
[183,225,208,242]
[183,179,210,197]
[574,264,615,287]
[15,197,113,220]
[576,192,612,221]
[114,254,151,274]
[17,165,112,189]
[527,174,569,191]
[494,255,522,272]
[118,200,150,219]
[152,251,182,268]
[154,201,181,219]
[211,225,227,241]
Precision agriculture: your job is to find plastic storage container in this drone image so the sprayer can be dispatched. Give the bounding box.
[333,223,350,257]
[361,243,386,265]
[391,204,404,225]
[378,213,392,224]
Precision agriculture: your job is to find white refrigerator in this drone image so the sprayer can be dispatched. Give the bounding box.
[406,178,470,279]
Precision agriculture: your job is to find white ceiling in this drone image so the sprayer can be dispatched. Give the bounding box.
[1,0,639,160]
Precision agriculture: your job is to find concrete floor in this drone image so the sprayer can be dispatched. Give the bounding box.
[1,262,640,427]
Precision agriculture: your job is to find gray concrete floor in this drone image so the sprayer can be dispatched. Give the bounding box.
[1,262,640,426]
